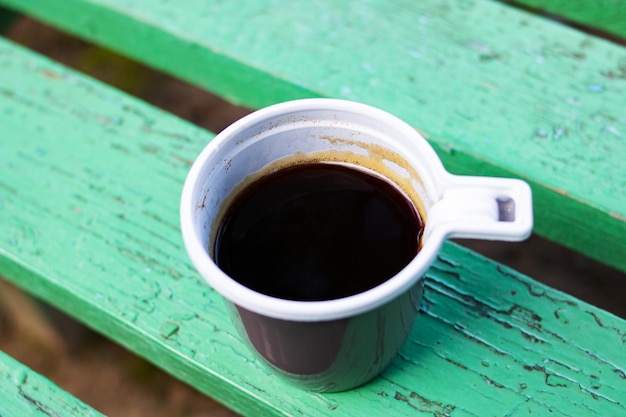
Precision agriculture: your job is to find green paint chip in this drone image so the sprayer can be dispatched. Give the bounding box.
[160,321,180,339]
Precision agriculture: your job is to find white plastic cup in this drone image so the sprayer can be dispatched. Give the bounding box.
[180,98,532,391]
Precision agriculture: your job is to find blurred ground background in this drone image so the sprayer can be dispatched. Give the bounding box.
[1,15,625,417]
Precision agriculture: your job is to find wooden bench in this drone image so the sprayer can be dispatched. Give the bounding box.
[1,1,625,416]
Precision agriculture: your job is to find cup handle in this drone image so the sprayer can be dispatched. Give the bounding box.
[424,176,533,242]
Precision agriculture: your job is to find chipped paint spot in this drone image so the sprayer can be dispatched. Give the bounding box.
[554,308,570,325]
[160,321,180,339]
[609,211,626,221]
[483,375,505,388]
[587,84,605,93]
[552,126,565,140]
[394,391,456,415]
[40,69,63,79]
[604,125,621,136]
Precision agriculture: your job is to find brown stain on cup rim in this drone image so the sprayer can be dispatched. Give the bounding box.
[209,135,429,257]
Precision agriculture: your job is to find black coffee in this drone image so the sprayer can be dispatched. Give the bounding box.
[214,163,423,301]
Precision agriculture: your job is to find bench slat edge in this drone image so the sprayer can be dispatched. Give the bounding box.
[0,350,104,417]
[507,0,626,40]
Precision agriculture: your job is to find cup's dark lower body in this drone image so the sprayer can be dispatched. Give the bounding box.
[228,281,423,392]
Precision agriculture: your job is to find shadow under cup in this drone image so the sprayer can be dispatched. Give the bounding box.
[180,99,532,392]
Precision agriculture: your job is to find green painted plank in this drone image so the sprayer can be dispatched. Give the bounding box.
[1,38,626,417]
[506,0,626,40]
[0,350,104,417]
[1,0,624,272]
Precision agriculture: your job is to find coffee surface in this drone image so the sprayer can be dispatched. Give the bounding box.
[214,163,423,301]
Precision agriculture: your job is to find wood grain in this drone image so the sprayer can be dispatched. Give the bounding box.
[1,38,625,416]
[1,0,624,271]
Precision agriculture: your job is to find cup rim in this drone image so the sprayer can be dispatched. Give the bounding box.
[180,98,448,321]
